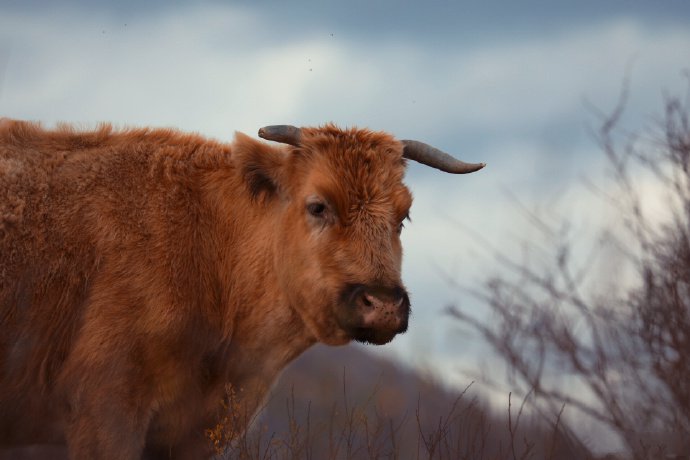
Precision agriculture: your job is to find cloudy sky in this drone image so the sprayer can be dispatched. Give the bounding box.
[2,0,690,409]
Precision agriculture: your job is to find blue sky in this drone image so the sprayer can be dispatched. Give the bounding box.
[2,1,690,428]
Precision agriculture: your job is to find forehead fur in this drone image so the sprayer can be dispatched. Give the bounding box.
[295,125,411,222]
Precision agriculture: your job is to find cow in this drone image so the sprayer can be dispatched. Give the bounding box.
[0,119,484,459]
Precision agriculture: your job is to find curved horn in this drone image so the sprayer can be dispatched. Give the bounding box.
[258,125,302,146]
[401,140,485,174]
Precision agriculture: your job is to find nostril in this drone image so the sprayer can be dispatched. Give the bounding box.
[362,293,375,308]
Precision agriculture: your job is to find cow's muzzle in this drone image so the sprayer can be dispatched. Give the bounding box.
[338,284,410,345]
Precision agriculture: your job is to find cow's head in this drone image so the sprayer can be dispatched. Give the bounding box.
[233,124,484,346]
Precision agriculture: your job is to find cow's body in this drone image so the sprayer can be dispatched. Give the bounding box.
[0,120,481,459]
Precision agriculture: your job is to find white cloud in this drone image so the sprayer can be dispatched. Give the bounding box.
[2,8,688,137]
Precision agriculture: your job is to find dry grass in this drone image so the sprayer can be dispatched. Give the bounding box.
[207,350,589,460]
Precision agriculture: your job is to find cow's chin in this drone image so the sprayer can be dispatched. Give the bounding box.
[314,324,404,346]
[350,327,403,345]
[343,315,409,345]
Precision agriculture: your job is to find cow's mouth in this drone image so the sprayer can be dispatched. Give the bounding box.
[351,322,408,345]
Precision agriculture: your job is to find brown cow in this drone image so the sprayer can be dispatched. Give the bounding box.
[0,119,483,459]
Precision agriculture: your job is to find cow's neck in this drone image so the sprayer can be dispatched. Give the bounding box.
[212,203,316,424]
[203,176,316,388]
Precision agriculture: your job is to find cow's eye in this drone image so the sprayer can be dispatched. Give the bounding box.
[397,214,410,234]
[307,202,327,218]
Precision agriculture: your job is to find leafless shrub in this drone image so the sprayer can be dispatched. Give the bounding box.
[451,81,690,459]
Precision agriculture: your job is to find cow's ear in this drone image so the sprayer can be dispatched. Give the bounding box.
[232,132,289,200]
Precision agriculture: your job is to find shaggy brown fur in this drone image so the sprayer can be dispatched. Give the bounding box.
[0,120,414,459]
